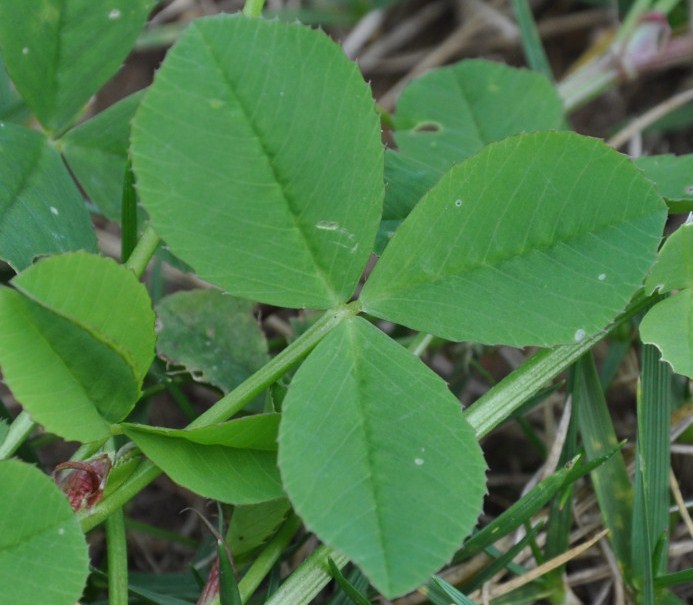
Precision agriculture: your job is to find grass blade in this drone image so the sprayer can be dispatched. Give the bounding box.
[510,0,553,79]
[327,558,372,605]
[574,353,633,574]
[455,449,618,562]
[428,576,476,604]
[631,343,672,597]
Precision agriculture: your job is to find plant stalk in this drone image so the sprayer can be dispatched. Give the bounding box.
[464,294,658,439]
[106,507,129,605]
[242,0,266,18]
[0,411,35,460]
[81,303,360,532]
[264,545,349,605]
[125,224,160,278]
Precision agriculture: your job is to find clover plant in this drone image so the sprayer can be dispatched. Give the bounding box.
[0,1,691,604]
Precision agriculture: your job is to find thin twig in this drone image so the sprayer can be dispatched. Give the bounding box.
[670,469,693,540]
[476,529,610,599]
[607,87,693,149]
[342,9,385,59]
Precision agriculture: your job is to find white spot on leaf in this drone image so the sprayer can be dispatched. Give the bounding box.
[414,458,424,466]
[22,47,29,55]
[108,9,121,19]
[50,206,59,216]
[598,273,606,281]
[574,329,586,342]
[454,199,463,207]
[316,221,339,231]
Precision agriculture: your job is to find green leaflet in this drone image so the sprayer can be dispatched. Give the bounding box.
[640,292,693,378]
[278,316,486,598]
[61,91,144,220]
[131,15,383,309]
[381,59,564,239]
[641,223,693,377]
[0,122,97,271]
[0,252,155,442]
[636,154,693,213]
[0,459,89,605]
[0,0,154,133]
[124,414,283,505]
[156,289,269,394]
[361,132,667,347]
[646,222,693,293]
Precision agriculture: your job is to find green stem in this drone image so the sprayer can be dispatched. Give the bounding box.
[407,332,434,358]
[242,0,266,18]
[236,514,302,604]
[264,545,349,605]
[81,303,360,532]
[0,411,35,460]
[124,224,160,279]
[106,507,129,605]
[614,0,653,47]
[464,294,657,439]
[188,302,360,428]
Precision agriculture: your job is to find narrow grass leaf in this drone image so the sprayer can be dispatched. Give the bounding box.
[327,566,371,605]
[327,558,372,605]
[362,132,667,346]
[61,91,143,221]
[132,15,383,309]
[510,0,553,79]
[0,253,155,442]
[217,542,241,605]
[631,344,672,587]
[278,317,486,598]
[428,576,476,605]
[156,290,269,394]
[0,459,89,605]
[123,415,283,505]
[0,122,97,271]
[455,451,614,562]
[574,354,633,572]
[0,0,154,132]
[636,154,693,213]
[632,462,655,602]
[655,568,693,589]
[463,524,543,594]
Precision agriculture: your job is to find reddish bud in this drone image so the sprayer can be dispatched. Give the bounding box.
[53,453,112,511]
[196,556,220,605]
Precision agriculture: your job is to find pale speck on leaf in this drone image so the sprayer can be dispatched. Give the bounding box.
[414,458,424,466]
[574,328,586,342]
[22,47,29,55]
[108,9,121,20]
[454,199,463,207]
[50,206,59,216]
[598,273,606,281]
